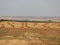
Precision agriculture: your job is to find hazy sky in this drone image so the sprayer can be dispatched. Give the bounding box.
[0,0,60,16]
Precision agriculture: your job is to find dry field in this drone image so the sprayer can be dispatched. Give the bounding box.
[0,21,60,45]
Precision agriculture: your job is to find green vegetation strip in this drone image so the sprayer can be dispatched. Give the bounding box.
[0,19,60,23]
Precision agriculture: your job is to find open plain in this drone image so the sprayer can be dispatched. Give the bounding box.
[0,21,60,45]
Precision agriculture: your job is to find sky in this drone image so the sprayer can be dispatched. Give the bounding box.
[0,0,60,16]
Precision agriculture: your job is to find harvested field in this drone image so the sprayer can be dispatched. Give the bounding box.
[0,21,60,45]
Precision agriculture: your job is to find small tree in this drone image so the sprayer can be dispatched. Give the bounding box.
[48,20,53,22]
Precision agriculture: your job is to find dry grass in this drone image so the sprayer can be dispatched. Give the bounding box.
[0,21,60,29]
[0,21,60,45]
